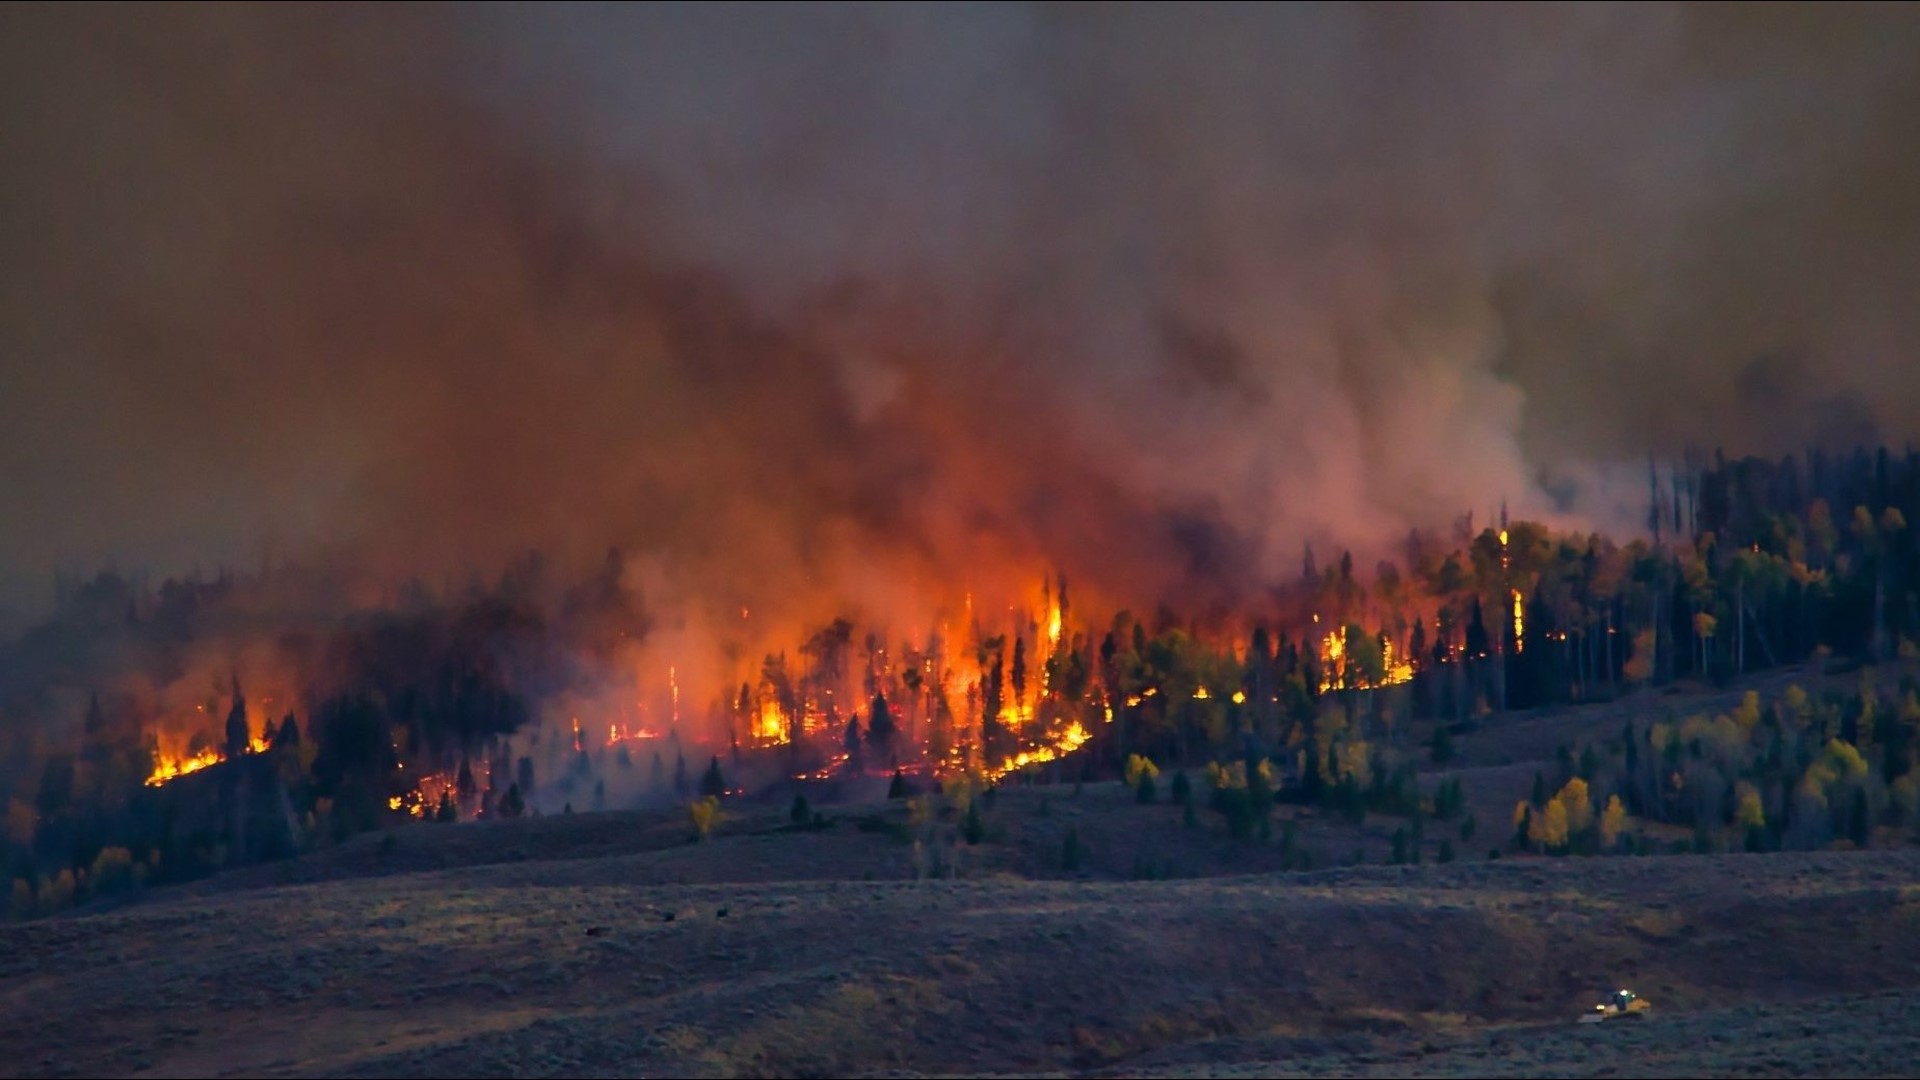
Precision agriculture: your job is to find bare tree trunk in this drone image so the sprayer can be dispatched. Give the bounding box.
[1605,606,1616,695]
[1737,585,1745,676]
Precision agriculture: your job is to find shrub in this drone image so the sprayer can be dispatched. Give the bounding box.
[1061,828,1085,871]
[699,757,726,800]
[689,795,720,841]
[962,800,985,845]
[1126,754,1160,803]
[497,783,525,818]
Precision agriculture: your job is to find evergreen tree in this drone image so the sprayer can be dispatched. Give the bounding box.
[962,800,985,845]
[1060,827,1084,871]
[498,782,525,818]
[224,678,250,759]
[867,692,897,749]
[1850,786,1872,848]
[699,756,726,799]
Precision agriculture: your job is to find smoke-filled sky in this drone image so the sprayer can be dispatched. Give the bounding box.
[4,2,1920,637]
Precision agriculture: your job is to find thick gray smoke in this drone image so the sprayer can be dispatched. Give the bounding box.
[4,3,1920,655]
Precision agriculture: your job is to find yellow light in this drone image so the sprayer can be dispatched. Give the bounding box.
[1513,589,1525,654]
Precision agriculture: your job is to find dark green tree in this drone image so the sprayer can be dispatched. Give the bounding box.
[867,693,897,750]
[498,782,526,818]
[962,800,985,845]
[225,678,250,759]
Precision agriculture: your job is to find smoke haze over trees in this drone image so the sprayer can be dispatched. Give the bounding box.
[8,4,1920,914]
[4,4,1920,641]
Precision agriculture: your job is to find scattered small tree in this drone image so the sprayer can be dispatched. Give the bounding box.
[790,793,812,824]
[689,795,720,841]
[1600,795,1627,851]
[1170,769,1192,807]
[888,768,909,799]
[962,800,985,845]
[699,756,726,799]
[1127,754,1160,804]
[498,782,526,818]
[1061,828,1085,871]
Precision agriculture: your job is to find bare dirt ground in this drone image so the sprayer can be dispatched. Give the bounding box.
[6,670,1920,1079]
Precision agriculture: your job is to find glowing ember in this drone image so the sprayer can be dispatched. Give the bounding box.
[607,723,661,745]
[983,719,1090,783]
[1513,588,1525,654]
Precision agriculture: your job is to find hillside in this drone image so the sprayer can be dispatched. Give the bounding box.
[7,674,1920,1078]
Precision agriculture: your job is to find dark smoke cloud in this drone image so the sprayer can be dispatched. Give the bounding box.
[4,3,1920,662]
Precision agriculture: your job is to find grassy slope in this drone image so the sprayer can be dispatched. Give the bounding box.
[5,669,1920,1078]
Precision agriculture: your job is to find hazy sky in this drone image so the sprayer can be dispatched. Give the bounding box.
[4,2,1920,631]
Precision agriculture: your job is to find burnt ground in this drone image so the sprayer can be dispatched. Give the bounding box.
[5,669,1920,1078]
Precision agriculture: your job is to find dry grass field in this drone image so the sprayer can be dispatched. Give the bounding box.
[6,669,1920,1078]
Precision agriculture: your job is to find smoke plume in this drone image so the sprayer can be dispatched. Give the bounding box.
[4,2,1920,664]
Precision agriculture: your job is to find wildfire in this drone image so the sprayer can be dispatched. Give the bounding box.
[395,771,458,818]
[1513,588,1525,654]
[145,746,223,787]
[607,722,662,744]
[754,699,788,744]
[1317,624,1415,694]
[145,729,274,787]
[983,719,1090,783]
[793,752,851,782]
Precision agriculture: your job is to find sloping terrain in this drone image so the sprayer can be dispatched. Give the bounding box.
[5,826,1920,1078]
[8,669,1920,1079]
